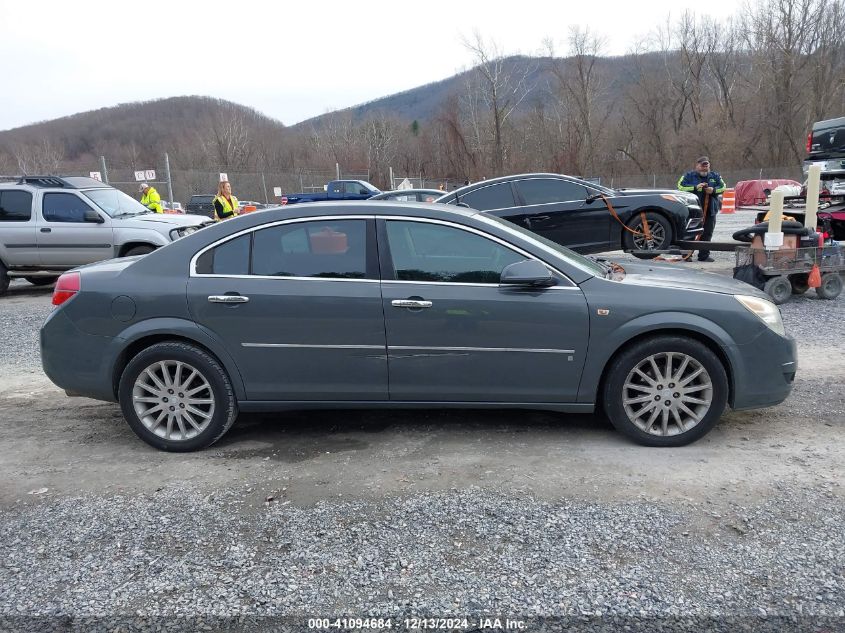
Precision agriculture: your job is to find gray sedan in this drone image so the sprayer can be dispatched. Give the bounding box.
[40,202,796,451]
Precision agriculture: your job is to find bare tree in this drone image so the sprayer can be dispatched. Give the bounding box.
[461,31,536,173]
[14,139,65,174]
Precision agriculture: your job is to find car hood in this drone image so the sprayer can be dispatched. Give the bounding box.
[617,260,767,297]
[118,213,211,227]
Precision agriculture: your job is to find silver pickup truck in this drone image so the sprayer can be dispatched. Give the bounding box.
[0,176,214,295]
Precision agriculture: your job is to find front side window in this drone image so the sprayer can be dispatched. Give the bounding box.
[0,190,33,222]
[252,219,367,278]
[516,178,588,205]
[42,193,95,223]
[459,182,516,211]
[386,220,524,284]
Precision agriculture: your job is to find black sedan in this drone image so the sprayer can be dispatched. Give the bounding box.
[41,201,795,452]
[436,174,703,257]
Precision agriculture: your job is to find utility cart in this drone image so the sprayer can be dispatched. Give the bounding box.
[734,244,844,304]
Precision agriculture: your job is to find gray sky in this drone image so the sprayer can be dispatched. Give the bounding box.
[1,0,740,131]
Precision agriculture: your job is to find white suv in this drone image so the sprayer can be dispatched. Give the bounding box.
[0,176,213,295]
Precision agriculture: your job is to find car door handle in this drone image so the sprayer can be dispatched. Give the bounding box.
[532,215,551,222]
[391,299,432,309]
[40,227,51,233]
[208,295,249,304]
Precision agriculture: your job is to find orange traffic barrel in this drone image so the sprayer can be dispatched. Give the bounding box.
[721,189,735,214]
[241,205,257,214]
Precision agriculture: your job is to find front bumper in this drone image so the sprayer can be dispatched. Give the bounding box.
[682,206,704,239]
[729,330,797,410]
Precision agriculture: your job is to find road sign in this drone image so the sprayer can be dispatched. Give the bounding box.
[273,187,282,197]
[134,171,146,181]
[219,173,228,182]
[145,169,156,180]
[89,171,102,182]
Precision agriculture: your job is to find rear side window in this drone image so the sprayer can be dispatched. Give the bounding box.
[516,178,588,205]
[42,193,94,223]
[459,182,515,211]
[196,234,251,275]
[251,219,368,279]
[0,190,33,222]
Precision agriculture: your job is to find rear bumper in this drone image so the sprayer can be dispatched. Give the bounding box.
[729,331,797,410]
[40,307,118,402]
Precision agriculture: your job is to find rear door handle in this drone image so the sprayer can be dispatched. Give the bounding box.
[391,299,432,309]
[40,227,51,233]
[208,295,249,304]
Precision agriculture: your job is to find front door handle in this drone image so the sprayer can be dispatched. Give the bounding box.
[40,227,52,233]
[208,295,249,304]
[391,299,432,309]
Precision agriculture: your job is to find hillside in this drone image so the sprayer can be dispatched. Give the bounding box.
[293,54,646,130]
[0,96,286,169]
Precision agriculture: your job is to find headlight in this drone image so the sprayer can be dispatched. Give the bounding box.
[734,295,786,336]
[170,226,200,240]
[661,193,700,206]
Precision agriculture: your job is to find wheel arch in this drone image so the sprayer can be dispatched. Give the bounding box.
[110,321,246,401]
[118,241,159,257]
[582,318,737,410]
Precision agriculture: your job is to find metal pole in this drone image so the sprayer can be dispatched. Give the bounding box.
[389,166,394,190]
[100,156,109,185]
[164,153,174,206]
[261,172,269,204]
[336,163,340,180]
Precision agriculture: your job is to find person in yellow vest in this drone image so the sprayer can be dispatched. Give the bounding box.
[138,183,163,213]
[213,181,239,221]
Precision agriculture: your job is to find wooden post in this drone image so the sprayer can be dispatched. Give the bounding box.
[804,164,822,231]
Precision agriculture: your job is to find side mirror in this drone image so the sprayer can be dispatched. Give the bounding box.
[84,209,104,224]
[359,189,369,195]
[500,260,556,287]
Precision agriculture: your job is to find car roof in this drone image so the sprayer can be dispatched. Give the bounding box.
[439,173,587,200]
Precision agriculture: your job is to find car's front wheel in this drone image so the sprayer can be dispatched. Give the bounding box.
[0,261,9,296]
[118,342,238,451]
[603,336,728,446]
[123,245,155,257]
[623,212,674,258]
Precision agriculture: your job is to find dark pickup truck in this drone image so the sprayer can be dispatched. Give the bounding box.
[281,180,381,205]
[186,195,216,218]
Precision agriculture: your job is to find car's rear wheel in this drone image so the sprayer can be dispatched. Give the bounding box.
[603,336,728,447]
[623,212,674,258]
[118,342,238,451]
[25,276,59,286]
[0,261,9,296]
[123,245,155,257]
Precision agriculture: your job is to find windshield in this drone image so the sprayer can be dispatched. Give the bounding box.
[83,188,150,217]
[476,214,606,277]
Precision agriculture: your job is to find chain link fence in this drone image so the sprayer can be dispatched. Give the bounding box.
[47,155,806,206]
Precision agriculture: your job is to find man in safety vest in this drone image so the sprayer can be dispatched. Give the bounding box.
[677,156,726,262]
[138,183,163,213]
[213,181,239,221]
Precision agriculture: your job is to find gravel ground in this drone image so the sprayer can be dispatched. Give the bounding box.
[1,486,843,629]
[1,210,843,630]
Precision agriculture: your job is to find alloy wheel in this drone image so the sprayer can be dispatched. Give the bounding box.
[132,360,216,441]
[621,352,713,436]
[631,220,666,250]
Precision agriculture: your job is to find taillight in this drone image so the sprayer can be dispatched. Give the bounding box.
[52,272,80,306]
[806,132,813,153]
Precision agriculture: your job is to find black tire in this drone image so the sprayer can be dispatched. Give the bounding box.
[123,245,155,257]
[763,275,792,305]
[816,272,843,300]
[623,212,674,258]
[603,335,729,447]
[789,273,809,295]
[25,276,59,286]
[0,261,8,296]
[118,341,238,452]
